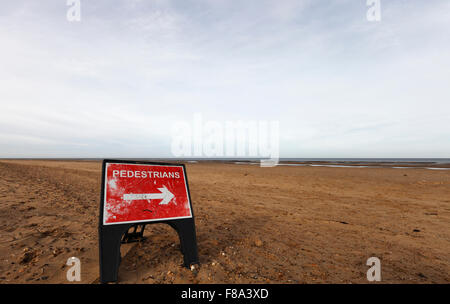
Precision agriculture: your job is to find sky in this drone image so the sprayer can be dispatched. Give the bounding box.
[0,0,449,158]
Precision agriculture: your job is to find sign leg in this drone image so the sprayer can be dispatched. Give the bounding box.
[167,218,199,267]
[99,224,132,283]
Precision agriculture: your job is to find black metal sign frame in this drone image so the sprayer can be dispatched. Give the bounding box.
[98,159,199,283]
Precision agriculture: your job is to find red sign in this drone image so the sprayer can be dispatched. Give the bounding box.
[102,162,192,225]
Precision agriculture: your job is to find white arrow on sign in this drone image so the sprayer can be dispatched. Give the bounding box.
[123,185,175,205]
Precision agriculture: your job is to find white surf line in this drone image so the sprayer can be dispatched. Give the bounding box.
[393,166,450,170]
[282,164,450,170]
[266,163,368,168]
[426,167,450,170]
[321,165,369,168]
[233,162,450,170]
[308,164,368,168]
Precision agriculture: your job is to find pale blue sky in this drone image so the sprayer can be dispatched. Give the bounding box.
[0,0,449,158]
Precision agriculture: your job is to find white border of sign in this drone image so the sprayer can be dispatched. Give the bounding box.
[102,162,193,226]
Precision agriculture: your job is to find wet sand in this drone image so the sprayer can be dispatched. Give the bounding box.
[0,160,449,283]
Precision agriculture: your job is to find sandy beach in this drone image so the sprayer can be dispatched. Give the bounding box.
[0,160,449,283]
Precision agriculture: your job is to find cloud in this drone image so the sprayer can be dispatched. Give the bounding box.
[0,0,449,158]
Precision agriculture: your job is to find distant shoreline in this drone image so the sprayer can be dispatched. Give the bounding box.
[1,158,450,169]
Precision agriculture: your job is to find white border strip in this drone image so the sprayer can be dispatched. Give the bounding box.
[102,162,193,226]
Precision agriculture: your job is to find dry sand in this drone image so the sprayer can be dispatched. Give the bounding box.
[0,160,449,283]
